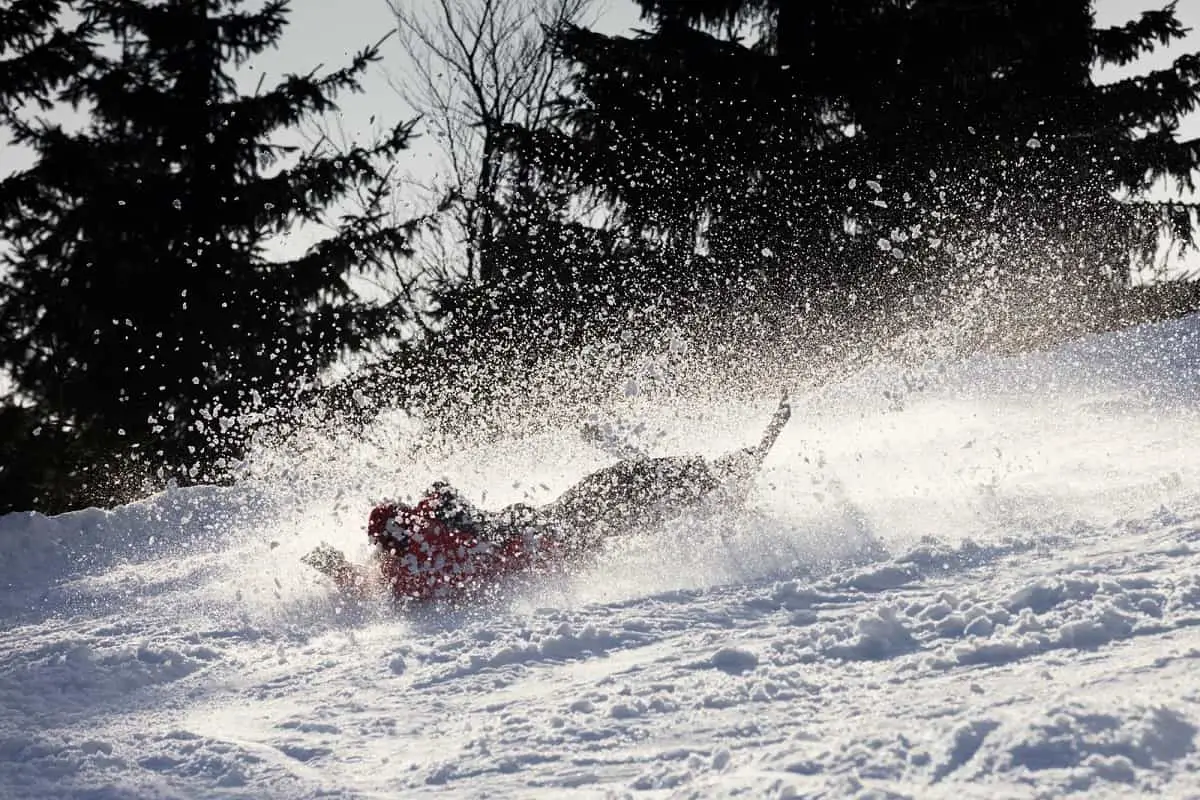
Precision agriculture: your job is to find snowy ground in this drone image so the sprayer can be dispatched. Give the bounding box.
[2,314,1199,799]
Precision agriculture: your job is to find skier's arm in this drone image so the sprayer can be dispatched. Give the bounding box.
[303,544,386,597]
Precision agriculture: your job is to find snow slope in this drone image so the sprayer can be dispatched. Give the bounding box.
[1,314,1199,799]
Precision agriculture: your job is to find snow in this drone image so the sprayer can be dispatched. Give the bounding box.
[2,314,1200,798]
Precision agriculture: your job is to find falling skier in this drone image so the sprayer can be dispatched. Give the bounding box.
[303,394,792,603]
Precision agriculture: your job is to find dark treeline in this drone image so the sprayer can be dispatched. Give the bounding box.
[338,0,1200,440]
[0,0,418,511]
[496,0,1200,344]
[1,0,1198,514]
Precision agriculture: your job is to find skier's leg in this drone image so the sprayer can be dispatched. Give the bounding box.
[537,455,720,553]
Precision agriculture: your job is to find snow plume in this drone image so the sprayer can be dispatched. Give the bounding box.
[219,308,893,610]
[4,273,1172,638]
[214,294,1200,616]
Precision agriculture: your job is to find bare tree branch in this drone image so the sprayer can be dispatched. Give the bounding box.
[384,0,598,284]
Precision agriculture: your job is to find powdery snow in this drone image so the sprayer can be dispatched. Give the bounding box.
[1,314,1199,799]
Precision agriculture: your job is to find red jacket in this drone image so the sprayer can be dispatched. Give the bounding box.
[335,495,564,602]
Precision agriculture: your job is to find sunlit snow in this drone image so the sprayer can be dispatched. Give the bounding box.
[1,313,1198,798]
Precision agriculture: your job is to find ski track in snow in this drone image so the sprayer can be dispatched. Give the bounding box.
[2,315,1200,799]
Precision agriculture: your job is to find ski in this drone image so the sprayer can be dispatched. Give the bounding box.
[753,391,792,470]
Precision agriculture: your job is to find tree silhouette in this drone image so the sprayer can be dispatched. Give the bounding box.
[0,0,92,118]
[527,0,1200,327]
[0,0,418,511]
[316,0,684,431]
[384,0,595,288]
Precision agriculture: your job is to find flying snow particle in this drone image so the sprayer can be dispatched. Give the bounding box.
[877,238,892,252]
[866,180,883,194]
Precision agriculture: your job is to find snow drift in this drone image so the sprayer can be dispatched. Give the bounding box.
[0,312,1198,798]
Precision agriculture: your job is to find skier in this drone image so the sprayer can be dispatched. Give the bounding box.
[307,483,556,602]
[304,395,791,603]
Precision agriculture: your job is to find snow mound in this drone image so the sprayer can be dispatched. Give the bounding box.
[1,313,1199,798]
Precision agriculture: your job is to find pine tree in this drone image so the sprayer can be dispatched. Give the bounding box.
[0,0,95,513]
[823,0,1200,301]
[0,0,417,510]
[529,1,1200,320]
[0,0,91,118]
